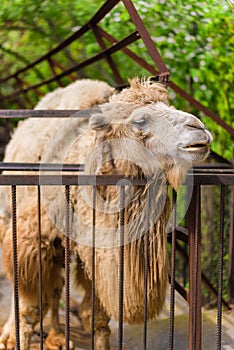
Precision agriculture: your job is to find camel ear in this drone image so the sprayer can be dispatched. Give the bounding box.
[89,113,108,130]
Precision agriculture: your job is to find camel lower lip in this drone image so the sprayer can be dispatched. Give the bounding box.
[179,145,209,153]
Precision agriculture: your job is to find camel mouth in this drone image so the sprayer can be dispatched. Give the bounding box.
[179,143,210,153]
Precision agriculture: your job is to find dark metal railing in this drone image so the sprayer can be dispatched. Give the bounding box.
[0,165,233,349]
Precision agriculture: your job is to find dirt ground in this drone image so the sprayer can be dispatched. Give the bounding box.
[1,249,234,350]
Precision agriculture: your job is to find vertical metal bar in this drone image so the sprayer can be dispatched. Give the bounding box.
[91,186,96,350]
[47,58,63,87]
[65,185,70,350]
[228,185,234,304]
[15,76,34,107]
[118,185,125,350]
[37,186,43,350]
[121,0,169,75]
[216,185,225,349]
[183,186,190,288]
[11,185,20,350]
[188,185,202,350]
[143,188,150,350]
[168,189,177,350]
[91,25,125,85]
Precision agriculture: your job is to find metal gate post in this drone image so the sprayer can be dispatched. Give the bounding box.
[228,141,234,303]
[188,185,202,350]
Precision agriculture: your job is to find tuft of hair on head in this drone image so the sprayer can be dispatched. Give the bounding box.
[110,76,169,106]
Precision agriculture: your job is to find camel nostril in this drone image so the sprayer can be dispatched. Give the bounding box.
[186,123,204,131]
[185,116,205,131]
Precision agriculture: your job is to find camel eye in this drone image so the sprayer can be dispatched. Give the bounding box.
[132,118,147,128]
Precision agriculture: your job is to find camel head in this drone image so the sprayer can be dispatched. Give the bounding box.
[88,81,212,190]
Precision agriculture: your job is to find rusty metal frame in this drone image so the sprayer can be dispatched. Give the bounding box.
[188,186,202,350]
[1,171,234,187]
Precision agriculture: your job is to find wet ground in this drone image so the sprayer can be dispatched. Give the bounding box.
[1,249,234,350]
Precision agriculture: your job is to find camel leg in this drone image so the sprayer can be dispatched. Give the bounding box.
[19,301,42,350]
[0,294,16,350]
[0,279,66,350]
[80,288,111,350]
[45,286,73,350]
[0,294,46,350]
[76,255,111,350]
[19,285,67,350]
[1,229,65,350]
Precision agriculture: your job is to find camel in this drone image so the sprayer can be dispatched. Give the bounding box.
[0,78,212,349]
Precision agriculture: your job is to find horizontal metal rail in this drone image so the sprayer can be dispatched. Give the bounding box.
[189,173,234,185]
[0,162,85,172]
[0,174,146,186]
[2,162,232,173]
[0,109,97,118]
[0,171,234,186]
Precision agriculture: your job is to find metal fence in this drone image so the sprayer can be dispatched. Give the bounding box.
[0,163,233,350]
